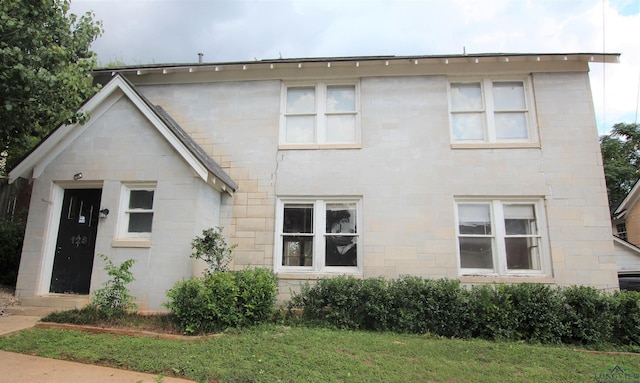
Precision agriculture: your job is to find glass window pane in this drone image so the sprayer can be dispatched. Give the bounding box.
[283,205,313,233]
[129,190,154,209]
[326,115,356,143]
[495,112,528,140]
[506,237,540,270]
[326,85,356,112]
[326,203,357,233]
[326,236,357,266]
[493,82,525,110]
[504,204,537,235]
[287,87,315,114]
[128,212,153,233]
[285,116,315,143]
[458,204,491,235]
[451,113,484,141]
[459,237,493,268]
[282,235,313,266]
[450,83,482,111]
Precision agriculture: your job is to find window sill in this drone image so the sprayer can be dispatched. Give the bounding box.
[111,239,152,248]
[278,143,362,150]
[277,271,363,280]
[451,142,541,150]
[459,275,555,284]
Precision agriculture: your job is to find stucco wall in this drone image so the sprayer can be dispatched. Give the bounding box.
[134,70,618,300]
[16,95,221,310]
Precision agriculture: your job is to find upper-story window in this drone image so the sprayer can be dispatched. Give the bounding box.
[616,223,628,241]
[280,81,360,148]
[449,77,537,145]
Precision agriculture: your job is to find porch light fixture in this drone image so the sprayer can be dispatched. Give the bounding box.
[73,172,83,180]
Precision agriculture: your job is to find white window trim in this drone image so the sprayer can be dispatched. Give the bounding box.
[274,197,363,274]
[454,198,550,277]
[448,76,538,145]
[115,182,156,241]
[279,80,361,149]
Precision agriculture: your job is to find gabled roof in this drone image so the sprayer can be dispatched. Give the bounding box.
[612,178,640,219]
[9,74,237,194]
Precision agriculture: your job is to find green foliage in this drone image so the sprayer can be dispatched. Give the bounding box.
[600,123,640,206]
[89,255,137,318]
[235,268,279,326]
[561,285,613,345]
[0,218,26,286]
[190,227,237,274]
[611,290,640,347]
[0,0,103,171]
[291,276,640,347]
[165,268,278,334]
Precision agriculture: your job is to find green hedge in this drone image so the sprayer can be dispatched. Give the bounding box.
[289,276,640,347]
[0,218,26,286]
[165,268,278,334]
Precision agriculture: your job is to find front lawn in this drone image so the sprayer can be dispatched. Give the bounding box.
[0,325,637,383]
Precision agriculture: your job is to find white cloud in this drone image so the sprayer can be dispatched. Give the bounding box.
[69,0,640,133]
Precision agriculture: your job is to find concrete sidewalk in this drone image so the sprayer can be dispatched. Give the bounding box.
[0,312,194,383]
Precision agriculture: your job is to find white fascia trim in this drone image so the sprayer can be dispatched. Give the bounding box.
[614,180,640,217]
[9,75,209,185]
[9,80,126,183]
[613,236,640,255]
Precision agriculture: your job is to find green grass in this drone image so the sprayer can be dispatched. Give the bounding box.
[0,324,638,382]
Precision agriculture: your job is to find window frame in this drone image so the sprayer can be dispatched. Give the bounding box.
[448,76,538,146]
[279,80,361,149]
[454,198,549,277]
[116,182,156,240]
[275,197,362,274]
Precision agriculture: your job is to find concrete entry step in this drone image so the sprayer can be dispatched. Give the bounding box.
[4,306,62,317]
[18,295,89,310]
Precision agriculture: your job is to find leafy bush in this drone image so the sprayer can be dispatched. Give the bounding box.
[191,227,237,274]
[88,255,137,318]
[561,285,614,345]
[611,290,640,347]
[235,268,279,326]
[0,218,26,286]
[165,268,278,334]
[290,276,640,348]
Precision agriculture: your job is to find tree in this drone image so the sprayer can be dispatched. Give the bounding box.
[600,123,640,207]
[0,0,102,172]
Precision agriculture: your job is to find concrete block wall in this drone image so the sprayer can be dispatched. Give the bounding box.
[135,70,618,301]
[16,96,221,310]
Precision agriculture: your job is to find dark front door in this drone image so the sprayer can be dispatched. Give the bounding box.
[50,188,102,294]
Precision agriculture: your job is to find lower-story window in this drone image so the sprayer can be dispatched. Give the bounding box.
[455,198,548,276]
[276,197,361,272]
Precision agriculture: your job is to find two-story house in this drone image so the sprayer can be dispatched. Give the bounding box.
[9,53,620,311]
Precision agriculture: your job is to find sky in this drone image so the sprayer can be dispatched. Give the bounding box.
[69,0,640,135]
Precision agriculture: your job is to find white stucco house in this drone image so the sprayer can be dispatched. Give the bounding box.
[9,53,621,311]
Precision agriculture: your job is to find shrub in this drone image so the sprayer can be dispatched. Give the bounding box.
[470,284,519,341]
[235,268,279,326]
[191,227,237,274]
[89,255,137,318]
[0,218,26,286]
[471,283,567,344]
[561,285,613,345]
[165,268,278,334]
[611,290,640,347]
